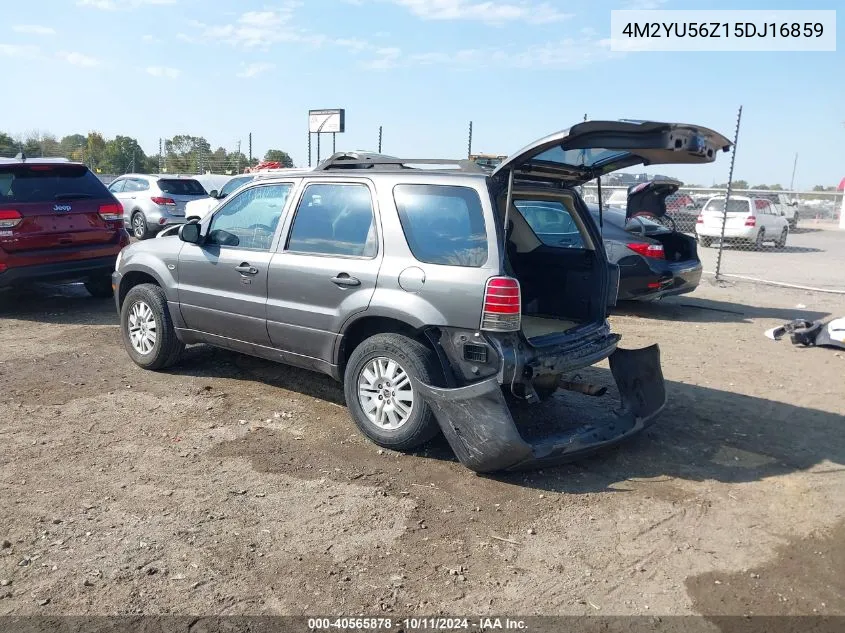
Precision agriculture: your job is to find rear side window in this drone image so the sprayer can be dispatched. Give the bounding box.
[516,200,586,249]
[157,179,206,195]
[124,178,149,193]
[0,164,111,203]
[287,183,377,258]
[393,184,487,267]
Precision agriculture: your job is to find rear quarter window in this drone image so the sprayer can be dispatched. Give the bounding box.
[393,184,487,267]
[516,200,586,249]
[157,179,206,195]
[0,164,111,203]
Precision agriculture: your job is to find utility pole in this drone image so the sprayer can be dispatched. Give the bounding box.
[467,121,473,158]
[715,105,743,280]
[789,152,798,191]
[378,126,382,153]
[248,132,253,164]
[236,140,242,173]
[158,138,163,173]
[308,131,312,168]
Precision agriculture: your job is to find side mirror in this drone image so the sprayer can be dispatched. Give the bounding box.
[209,189,219,199]
[179,222,202,244]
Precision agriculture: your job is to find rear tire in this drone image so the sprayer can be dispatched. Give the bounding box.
[344,333,441,451]
[775,227,788,249]
[754,228,766,250]
[698,235,712,248]
[131,211,152,240]
[120,283,183,370]
[84,275,113,298]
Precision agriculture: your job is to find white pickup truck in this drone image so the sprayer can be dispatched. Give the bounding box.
[756,192,799,229]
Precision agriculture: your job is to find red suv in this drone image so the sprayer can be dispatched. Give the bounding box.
[0,158,129,297]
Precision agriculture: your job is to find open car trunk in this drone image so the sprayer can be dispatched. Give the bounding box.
[501,191,608,346]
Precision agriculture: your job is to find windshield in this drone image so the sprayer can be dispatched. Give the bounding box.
[704,198,750,214]
[0,164,110,203]
[157,179,206,196]
[220,176,254,197]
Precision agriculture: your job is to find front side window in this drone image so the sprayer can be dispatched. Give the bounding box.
[393,184,487,267]
[207,183,292,250]
[516,200,586,249]
[286,183,377,258]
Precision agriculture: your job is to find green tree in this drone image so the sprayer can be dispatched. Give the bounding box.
[714,180,748,190]
[0,131,17,157]
[164,135,211,174]
[263,149,294,168]
[103,135,147,174]
[86,132,108,172]
[60,134,87,161]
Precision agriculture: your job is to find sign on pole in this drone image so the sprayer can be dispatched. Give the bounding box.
[309,109,345,134]
[309,109,345,163]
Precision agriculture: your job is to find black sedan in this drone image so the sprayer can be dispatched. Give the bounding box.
[589,202,702,302]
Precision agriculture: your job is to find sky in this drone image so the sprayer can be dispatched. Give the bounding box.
[1,0,842,189]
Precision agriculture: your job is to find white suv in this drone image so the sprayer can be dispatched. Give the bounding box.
[696,196,789,250]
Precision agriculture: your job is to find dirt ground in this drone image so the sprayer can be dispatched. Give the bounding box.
[0,278,843,618]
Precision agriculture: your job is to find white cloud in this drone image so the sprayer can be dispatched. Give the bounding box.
[77,0,175,9]
[0,44,40,57]
[389,0,572,25]
[622,0,667,8]
[364,37,620,70]
[364,47,402,69]
[146,65,181,78]
[237,62,275,78]
[194,6,307,49]
[12,25,56,36]
[57,51,101,67]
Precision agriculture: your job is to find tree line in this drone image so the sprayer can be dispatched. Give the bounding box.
[0,131,294,175]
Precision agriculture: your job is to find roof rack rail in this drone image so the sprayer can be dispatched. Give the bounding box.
[314,152,487,173]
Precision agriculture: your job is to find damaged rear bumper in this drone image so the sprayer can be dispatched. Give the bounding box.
[413,345,666,473]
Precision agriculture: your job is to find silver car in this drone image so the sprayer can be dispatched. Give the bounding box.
[107,174,208,240]
[112,120,730,472]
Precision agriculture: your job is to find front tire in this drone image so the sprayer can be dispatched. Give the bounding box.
[120,283,183,370]
[344,333,441,451]
[84,275,113,298]
[132,211,153,240]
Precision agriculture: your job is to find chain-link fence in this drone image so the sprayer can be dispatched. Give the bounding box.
[582,184,845,293]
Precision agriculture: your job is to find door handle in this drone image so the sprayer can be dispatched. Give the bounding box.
[331,274,361,287]
[235,263,259,275]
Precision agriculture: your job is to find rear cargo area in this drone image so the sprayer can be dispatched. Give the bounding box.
[502,193,606,344]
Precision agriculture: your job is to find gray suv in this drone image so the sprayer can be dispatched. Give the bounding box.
[107,174,208,240]
[112,120,730,472]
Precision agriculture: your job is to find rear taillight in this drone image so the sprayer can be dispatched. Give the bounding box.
[151,196,176,206]
[0,263,6,273]
[627,242,665,259]
[481,277,521,332]
[745,216,756,227]
[98,203,123,221]
[0,210,22,229]
[696,215,704,224]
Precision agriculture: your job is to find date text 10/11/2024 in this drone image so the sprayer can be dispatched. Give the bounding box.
[307,617,528,630]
